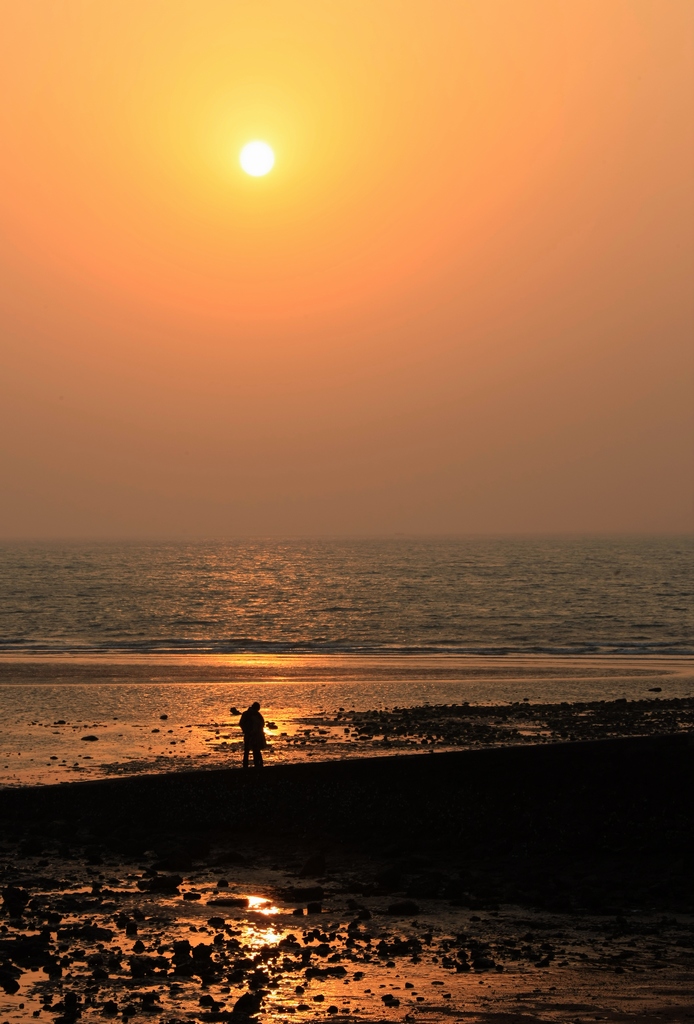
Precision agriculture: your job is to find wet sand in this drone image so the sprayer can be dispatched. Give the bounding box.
[2,655,693,786]
[0,735,692,1023]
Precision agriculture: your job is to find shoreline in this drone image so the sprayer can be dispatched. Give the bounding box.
[2,677,694,788]
[1,652,693,666]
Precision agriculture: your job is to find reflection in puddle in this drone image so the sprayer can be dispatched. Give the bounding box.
[242,923,284,949]
[246,894,281,915]
[2,865,692,1024]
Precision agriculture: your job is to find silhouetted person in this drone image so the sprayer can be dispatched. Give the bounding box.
[239,701,265,768]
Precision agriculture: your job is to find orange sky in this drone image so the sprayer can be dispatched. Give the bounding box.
[1,0,692,537]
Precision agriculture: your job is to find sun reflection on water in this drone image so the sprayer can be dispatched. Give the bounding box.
[246,895,281,915]
[243,924,284,949]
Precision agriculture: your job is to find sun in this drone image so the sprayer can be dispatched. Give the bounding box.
[239,140,275,177]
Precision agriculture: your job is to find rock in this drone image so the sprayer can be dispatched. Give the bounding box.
[306,902,322,915]
[81,735,99,742]
[207,916,226,928]
[58,924,113,943]
[129,955,170,978]
[386,900,420,916]
[292,907,305,916]
[0,932,52,970]
[305,965,347,980]
[233,990,263,1016]
[137,874,182,893]
[208,897,249,908]
[0,964,21,995]
[52,990,82,1023]
[102,1001,118,1016]
[472,956,496,971]
[183,891,202,901]
[173,940,192,962]
[1,886,29,917]
[377,938,422,958]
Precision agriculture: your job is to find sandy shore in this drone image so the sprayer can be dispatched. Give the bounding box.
[1,655,693,786]
[0,735,693,1022]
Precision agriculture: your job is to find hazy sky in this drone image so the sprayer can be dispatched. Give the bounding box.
[1,0,692,538]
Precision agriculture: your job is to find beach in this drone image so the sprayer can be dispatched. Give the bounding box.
[1,735,693,1023]
[1,543,692,1020]
[1,654,693,786]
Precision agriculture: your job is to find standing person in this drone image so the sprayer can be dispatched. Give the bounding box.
[239,701,266,768]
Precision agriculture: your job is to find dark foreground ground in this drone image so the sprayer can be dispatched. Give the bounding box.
[1,735,693,1023]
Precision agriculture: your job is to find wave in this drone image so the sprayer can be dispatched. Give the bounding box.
[0,638,691,657]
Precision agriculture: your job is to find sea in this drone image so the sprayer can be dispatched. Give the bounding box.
[0,537,692,785]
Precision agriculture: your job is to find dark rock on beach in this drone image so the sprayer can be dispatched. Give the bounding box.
[0,964,21,995]
[208,896,249,908]
[232,990,263,1016]
[1,885,29,917]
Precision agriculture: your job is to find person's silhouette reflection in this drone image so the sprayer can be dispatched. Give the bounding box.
[239,701,266,768]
